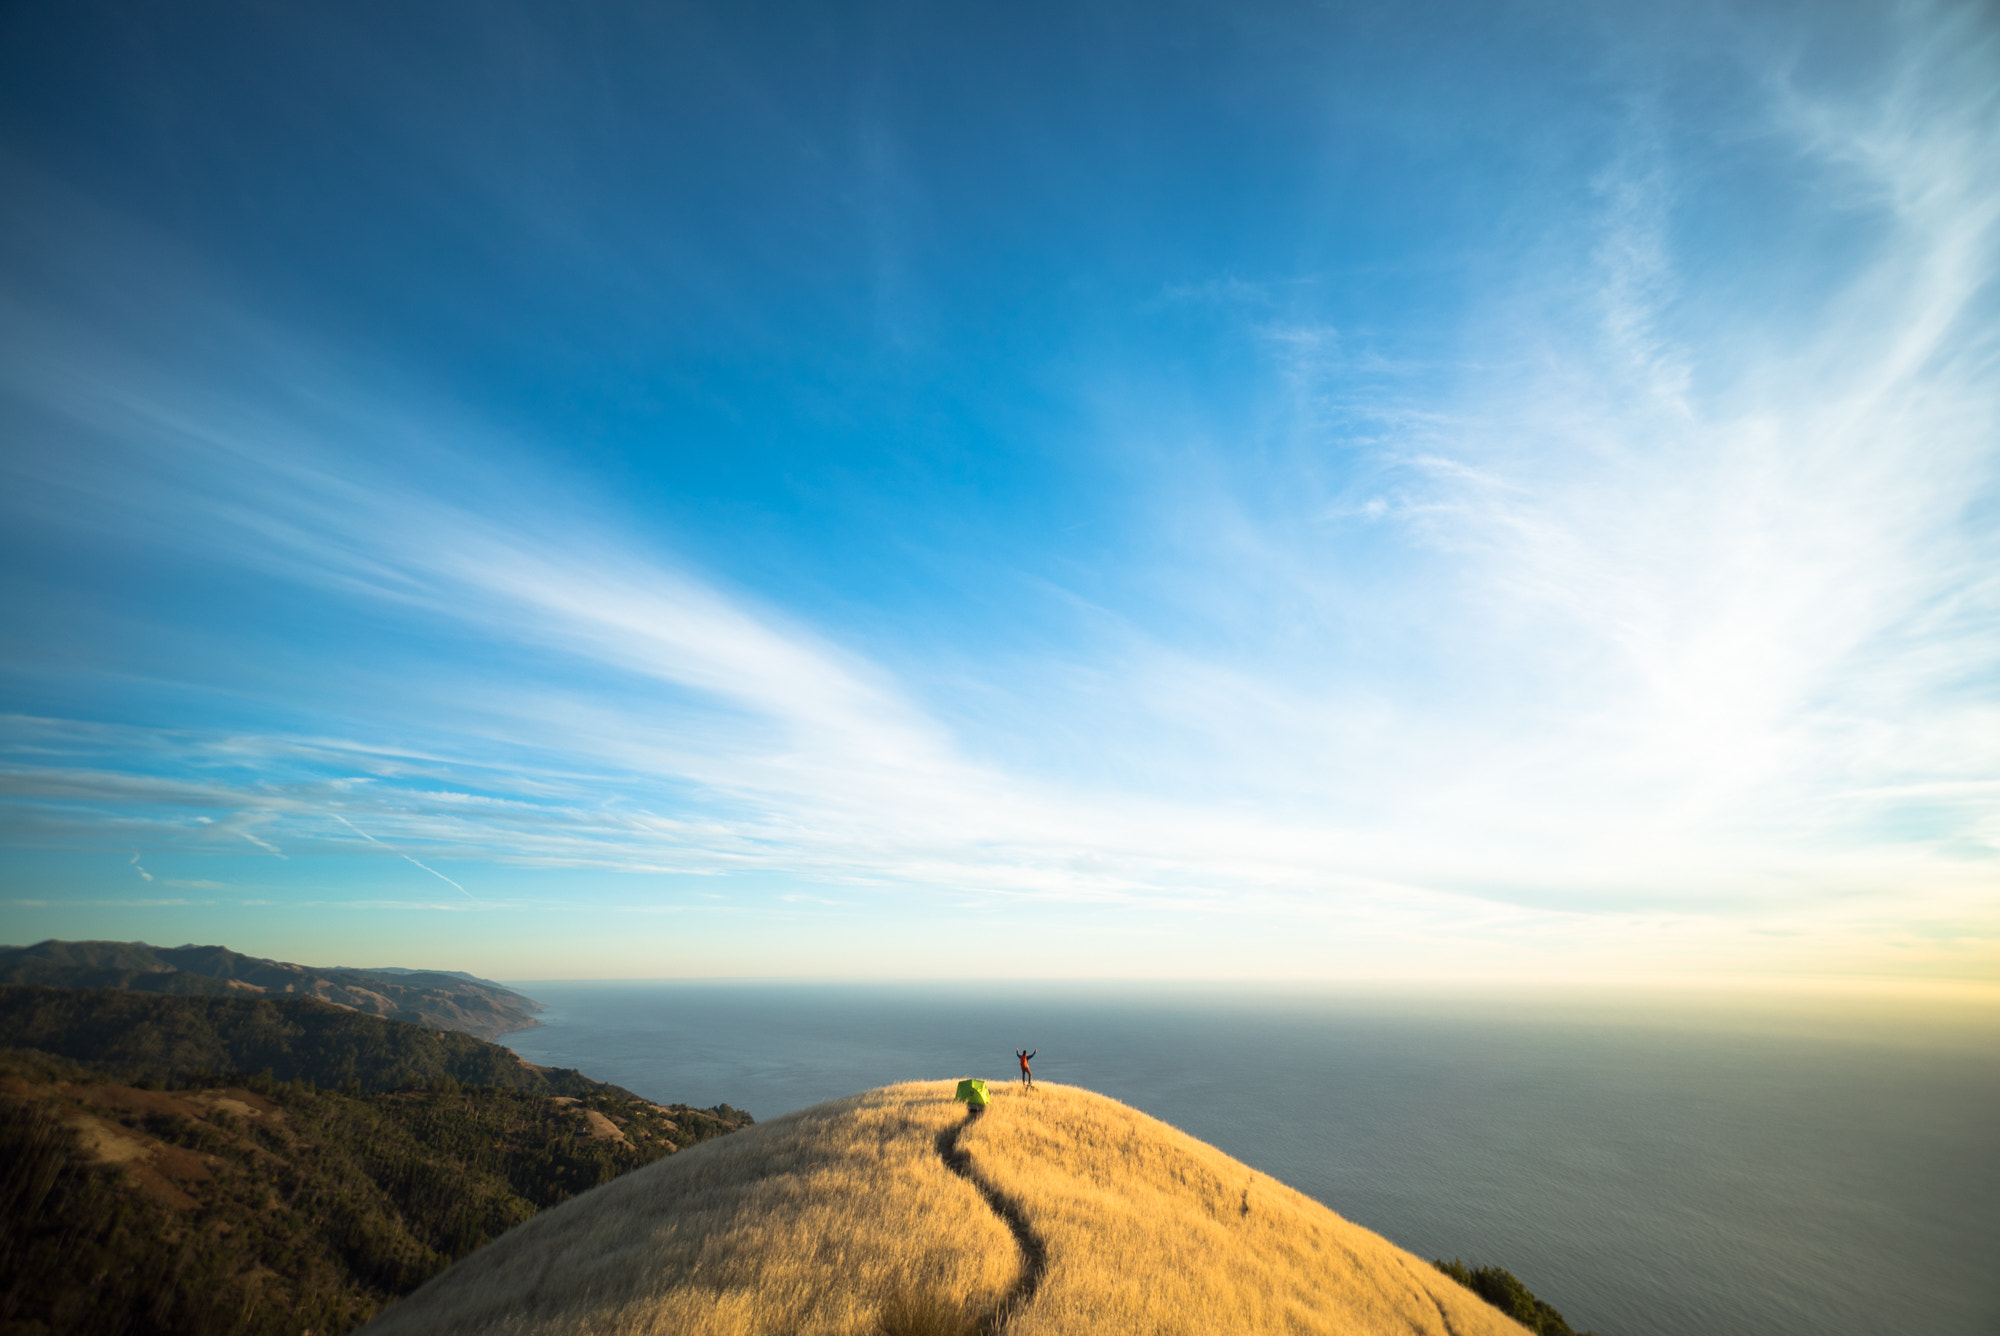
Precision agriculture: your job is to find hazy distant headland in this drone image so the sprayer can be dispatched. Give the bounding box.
[0,939,546,1040]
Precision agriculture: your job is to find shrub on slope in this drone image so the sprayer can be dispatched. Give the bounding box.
[1434,1259,1591,1336]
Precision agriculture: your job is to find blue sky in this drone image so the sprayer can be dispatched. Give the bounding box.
[1,0,1995,985]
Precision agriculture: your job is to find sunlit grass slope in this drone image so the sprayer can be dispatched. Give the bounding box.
[960,1083,1521,1335]
[364,1081,1526,1336]
[364,1083,1015,1336]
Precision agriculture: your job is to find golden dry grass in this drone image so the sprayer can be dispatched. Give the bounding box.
[962,1082,1522,1335]
[363,1081,1526,1336]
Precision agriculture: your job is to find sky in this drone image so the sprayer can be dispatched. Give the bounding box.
[0,0,1996,987]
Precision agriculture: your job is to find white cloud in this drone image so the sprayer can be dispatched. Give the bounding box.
[0,5,1993,981]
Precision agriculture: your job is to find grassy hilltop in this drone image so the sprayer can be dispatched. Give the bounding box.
[365,1081,1534,1336]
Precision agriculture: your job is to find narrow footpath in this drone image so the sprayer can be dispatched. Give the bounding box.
[935,1112,1049,1334]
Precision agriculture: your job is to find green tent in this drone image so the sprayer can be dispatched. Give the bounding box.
[954,1078,990,1107]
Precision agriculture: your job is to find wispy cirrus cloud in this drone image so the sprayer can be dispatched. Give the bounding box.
[0,2,1993,982]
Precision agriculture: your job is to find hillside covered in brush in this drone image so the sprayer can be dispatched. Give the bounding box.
[0,1040,751,1336]
[0,940,545,1039]
[0,986,609,1095]
[367,1081,1546,1336]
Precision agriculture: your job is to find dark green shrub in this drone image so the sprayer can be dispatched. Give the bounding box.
[1433,1258,1594,1335]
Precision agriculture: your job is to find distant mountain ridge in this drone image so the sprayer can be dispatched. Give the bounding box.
[0,985,604,1097]
[0,940,543,1039]
[350,966,512,987]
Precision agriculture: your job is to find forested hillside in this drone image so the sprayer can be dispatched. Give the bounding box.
[0,990,752,1336]
[0,986,601,1095]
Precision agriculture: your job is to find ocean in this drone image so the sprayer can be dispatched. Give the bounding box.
[497,982,2000,1336]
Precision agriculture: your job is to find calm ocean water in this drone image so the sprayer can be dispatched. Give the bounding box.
[497,982,1999,1336]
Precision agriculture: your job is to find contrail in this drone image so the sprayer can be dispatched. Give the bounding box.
[332,812,382,843]
[234,827,287,858]
[400,855,472,897]
[332,812,475,899]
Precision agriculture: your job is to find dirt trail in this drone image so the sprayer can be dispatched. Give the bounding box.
[935,1112,1048,1334]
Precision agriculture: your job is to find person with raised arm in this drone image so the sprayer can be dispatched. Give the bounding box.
[1016,1048,1036,1088]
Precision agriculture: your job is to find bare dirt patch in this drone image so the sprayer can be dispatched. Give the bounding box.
[581,1109,628,1143]
[66,1112,153,1165]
